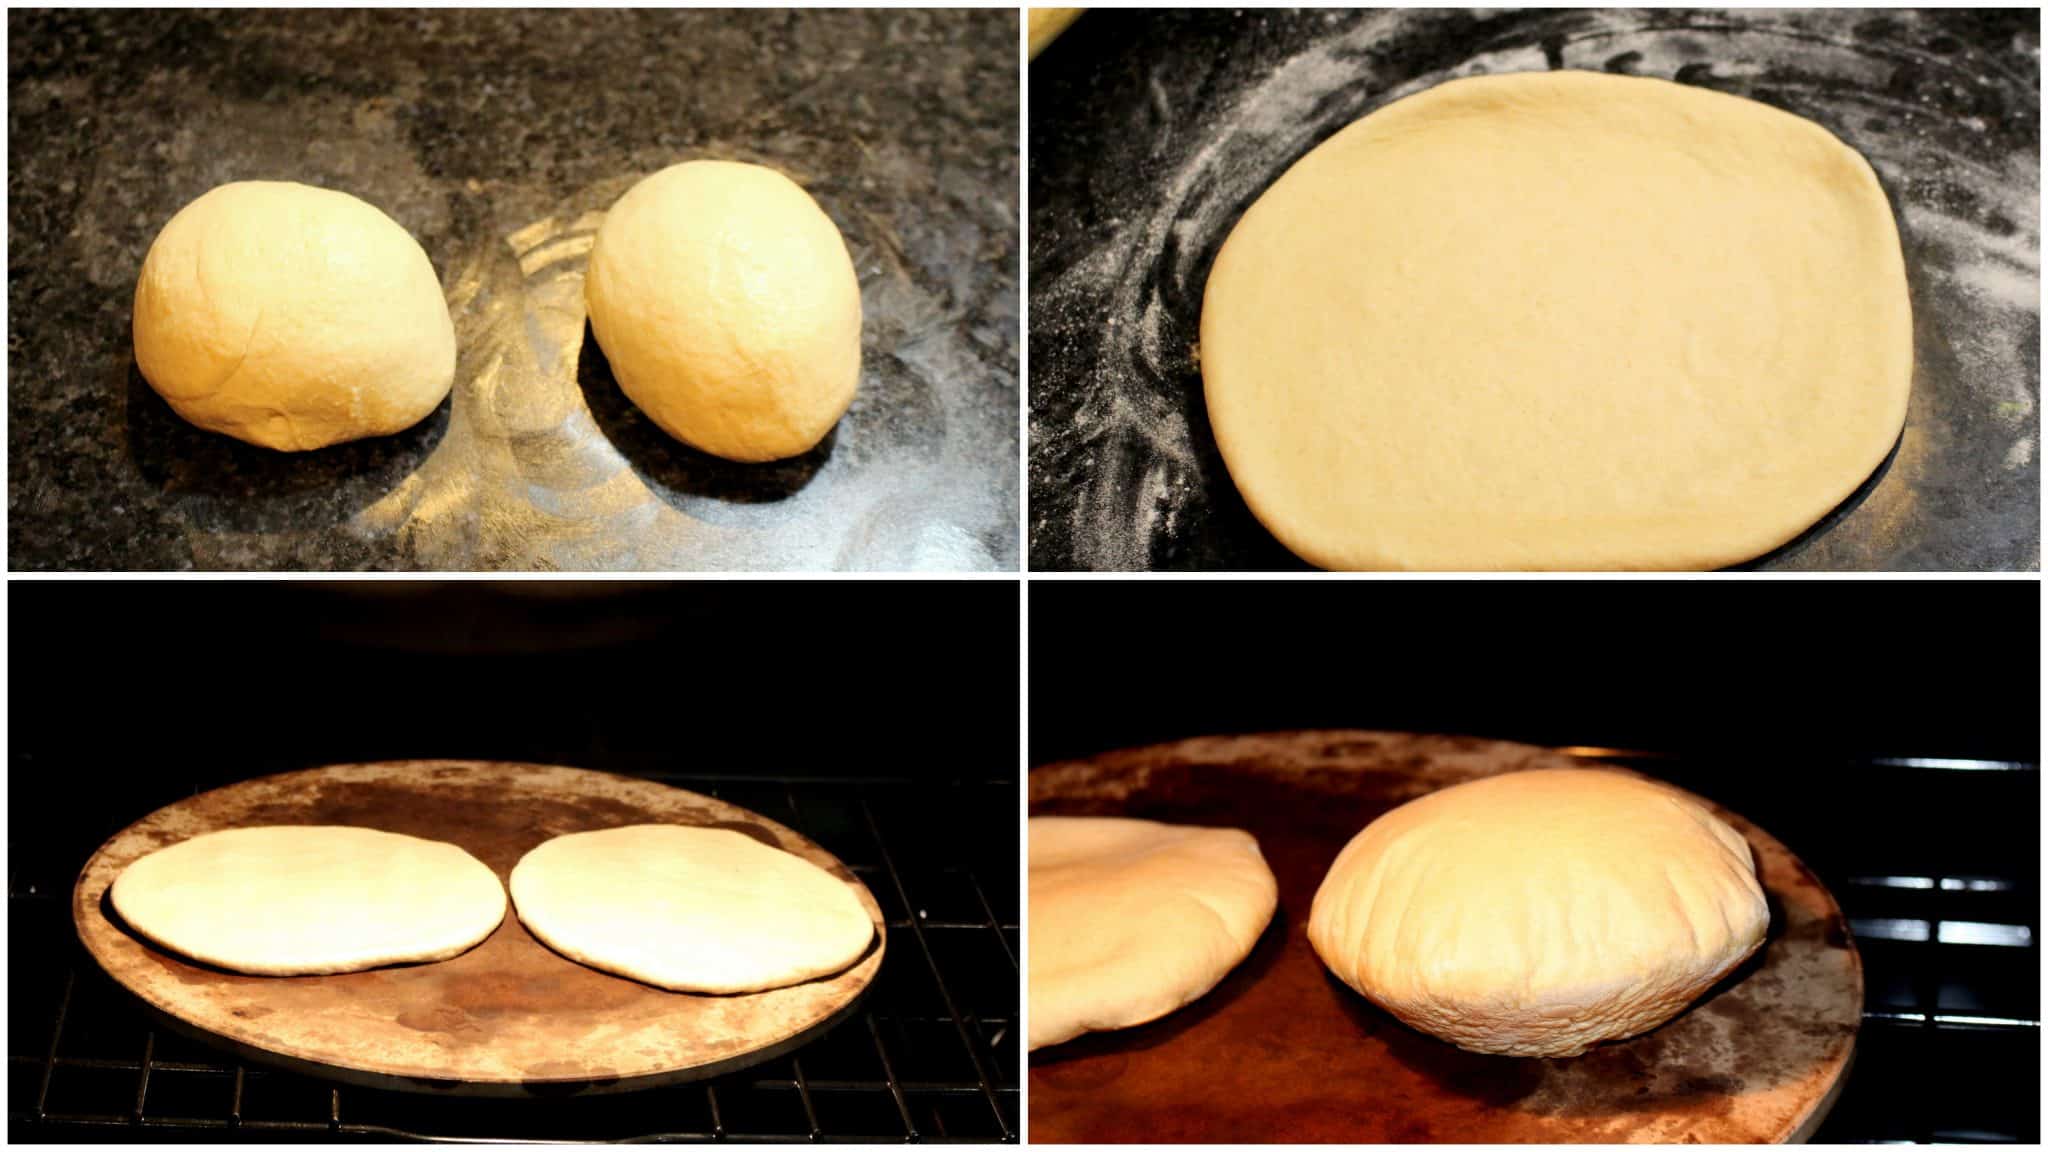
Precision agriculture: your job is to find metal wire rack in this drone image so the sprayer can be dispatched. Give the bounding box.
[9,774,1019,1143]
[1566,749,2039,1144]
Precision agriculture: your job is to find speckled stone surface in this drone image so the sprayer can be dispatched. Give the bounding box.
[1029,9,2039,571]
[10,9,1019,571]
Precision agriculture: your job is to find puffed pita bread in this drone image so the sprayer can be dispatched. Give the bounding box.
[1309,769,1768,1056]
[509,825,874,994]
[1029,816,1277,1050]
[110,825,505,976]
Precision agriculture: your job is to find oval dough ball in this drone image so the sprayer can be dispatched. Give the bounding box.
[1028,816,1277,1050]
[509,825,875,994]
[132,181,457,452]
[1308,769,1769,1057]
[109,826,506,976]
[584,161,862,462]
[1201,70,1912,570]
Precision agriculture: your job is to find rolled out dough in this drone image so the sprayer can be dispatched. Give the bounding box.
[109,826,506,976]
[508,825,875,994]
[1028,816,1277,1050]
[1200,70,1913,570]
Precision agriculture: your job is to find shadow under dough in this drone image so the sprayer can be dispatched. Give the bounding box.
[574,322,831,506]
[1726,428,1904,571]
[121,356,447,531]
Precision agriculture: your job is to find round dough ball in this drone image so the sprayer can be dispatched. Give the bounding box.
[132,181,457,452]
[1201,70,1912,570]
[109,826,506,976]
[1308,769,1769,1057]
[509,825,875,994]
[1028,816,1277,1050]
[584,161,862,462]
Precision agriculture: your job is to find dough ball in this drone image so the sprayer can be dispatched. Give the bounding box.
[1029,816,1277,1050]
[132,181,457,452]
[509,825,874,994]
[110,826,505,976]
[584,160,862,462]
[1308,769,1769,1057]
[1201,70,1912,570]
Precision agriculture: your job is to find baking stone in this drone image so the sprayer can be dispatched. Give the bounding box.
[74,760,885,1096]
[1028,732,1861,1143]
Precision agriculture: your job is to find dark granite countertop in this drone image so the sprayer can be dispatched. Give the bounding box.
[1028,9,2039,570]
[10,9,1019,571]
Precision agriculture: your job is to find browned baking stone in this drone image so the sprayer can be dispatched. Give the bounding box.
[1028,732,1861,1144]
[74,760,885,1096]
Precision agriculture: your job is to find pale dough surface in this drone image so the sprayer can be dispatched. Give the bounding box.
[1309,769,1769,1057]
[509,825,874,994]
[1200,70,1913,570]
[109,826,505,976]
[585,160,862,463]
[132,181,457,452]
[1028,8,1084,58]
[1028,816,1277,1050]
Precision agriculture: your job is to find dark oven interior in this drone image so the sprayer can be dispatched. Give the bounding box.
[9,582,1020,1141]
[1569,749,2037,1143]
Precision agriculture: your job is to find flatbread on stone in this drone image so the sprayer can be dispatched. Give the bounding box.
[1029,816,1277,1050]
[109,825,506,976]
[1309,769,1769,1056]
[508,825,874,994]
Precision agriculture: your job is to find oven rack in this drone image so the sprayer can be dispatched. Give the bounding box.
[9,775,1020,1143]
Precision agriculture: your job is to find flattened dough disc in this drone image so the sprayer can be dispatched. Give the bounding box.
[1200,70,1912,570]
[511,825,875,994]
[1028,816,1277,1049]
[110,825,505,976]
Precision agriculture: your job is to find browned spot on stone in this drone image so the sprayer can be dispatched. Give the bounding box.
[524,1059,616,1080]
[395,1004,478,1034]
[701,820,783,850]
[140,945,269,989]
[1701,992,1763,1029]
[233,780,660,874]
[1034,1050,1129,1089]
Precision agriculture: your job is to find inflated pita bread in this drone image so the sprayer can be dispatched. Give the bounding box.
[1309,769,1768,1056]
[509,825,874,994]
[1029,816,1277,1050]
[110,826,505,976]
